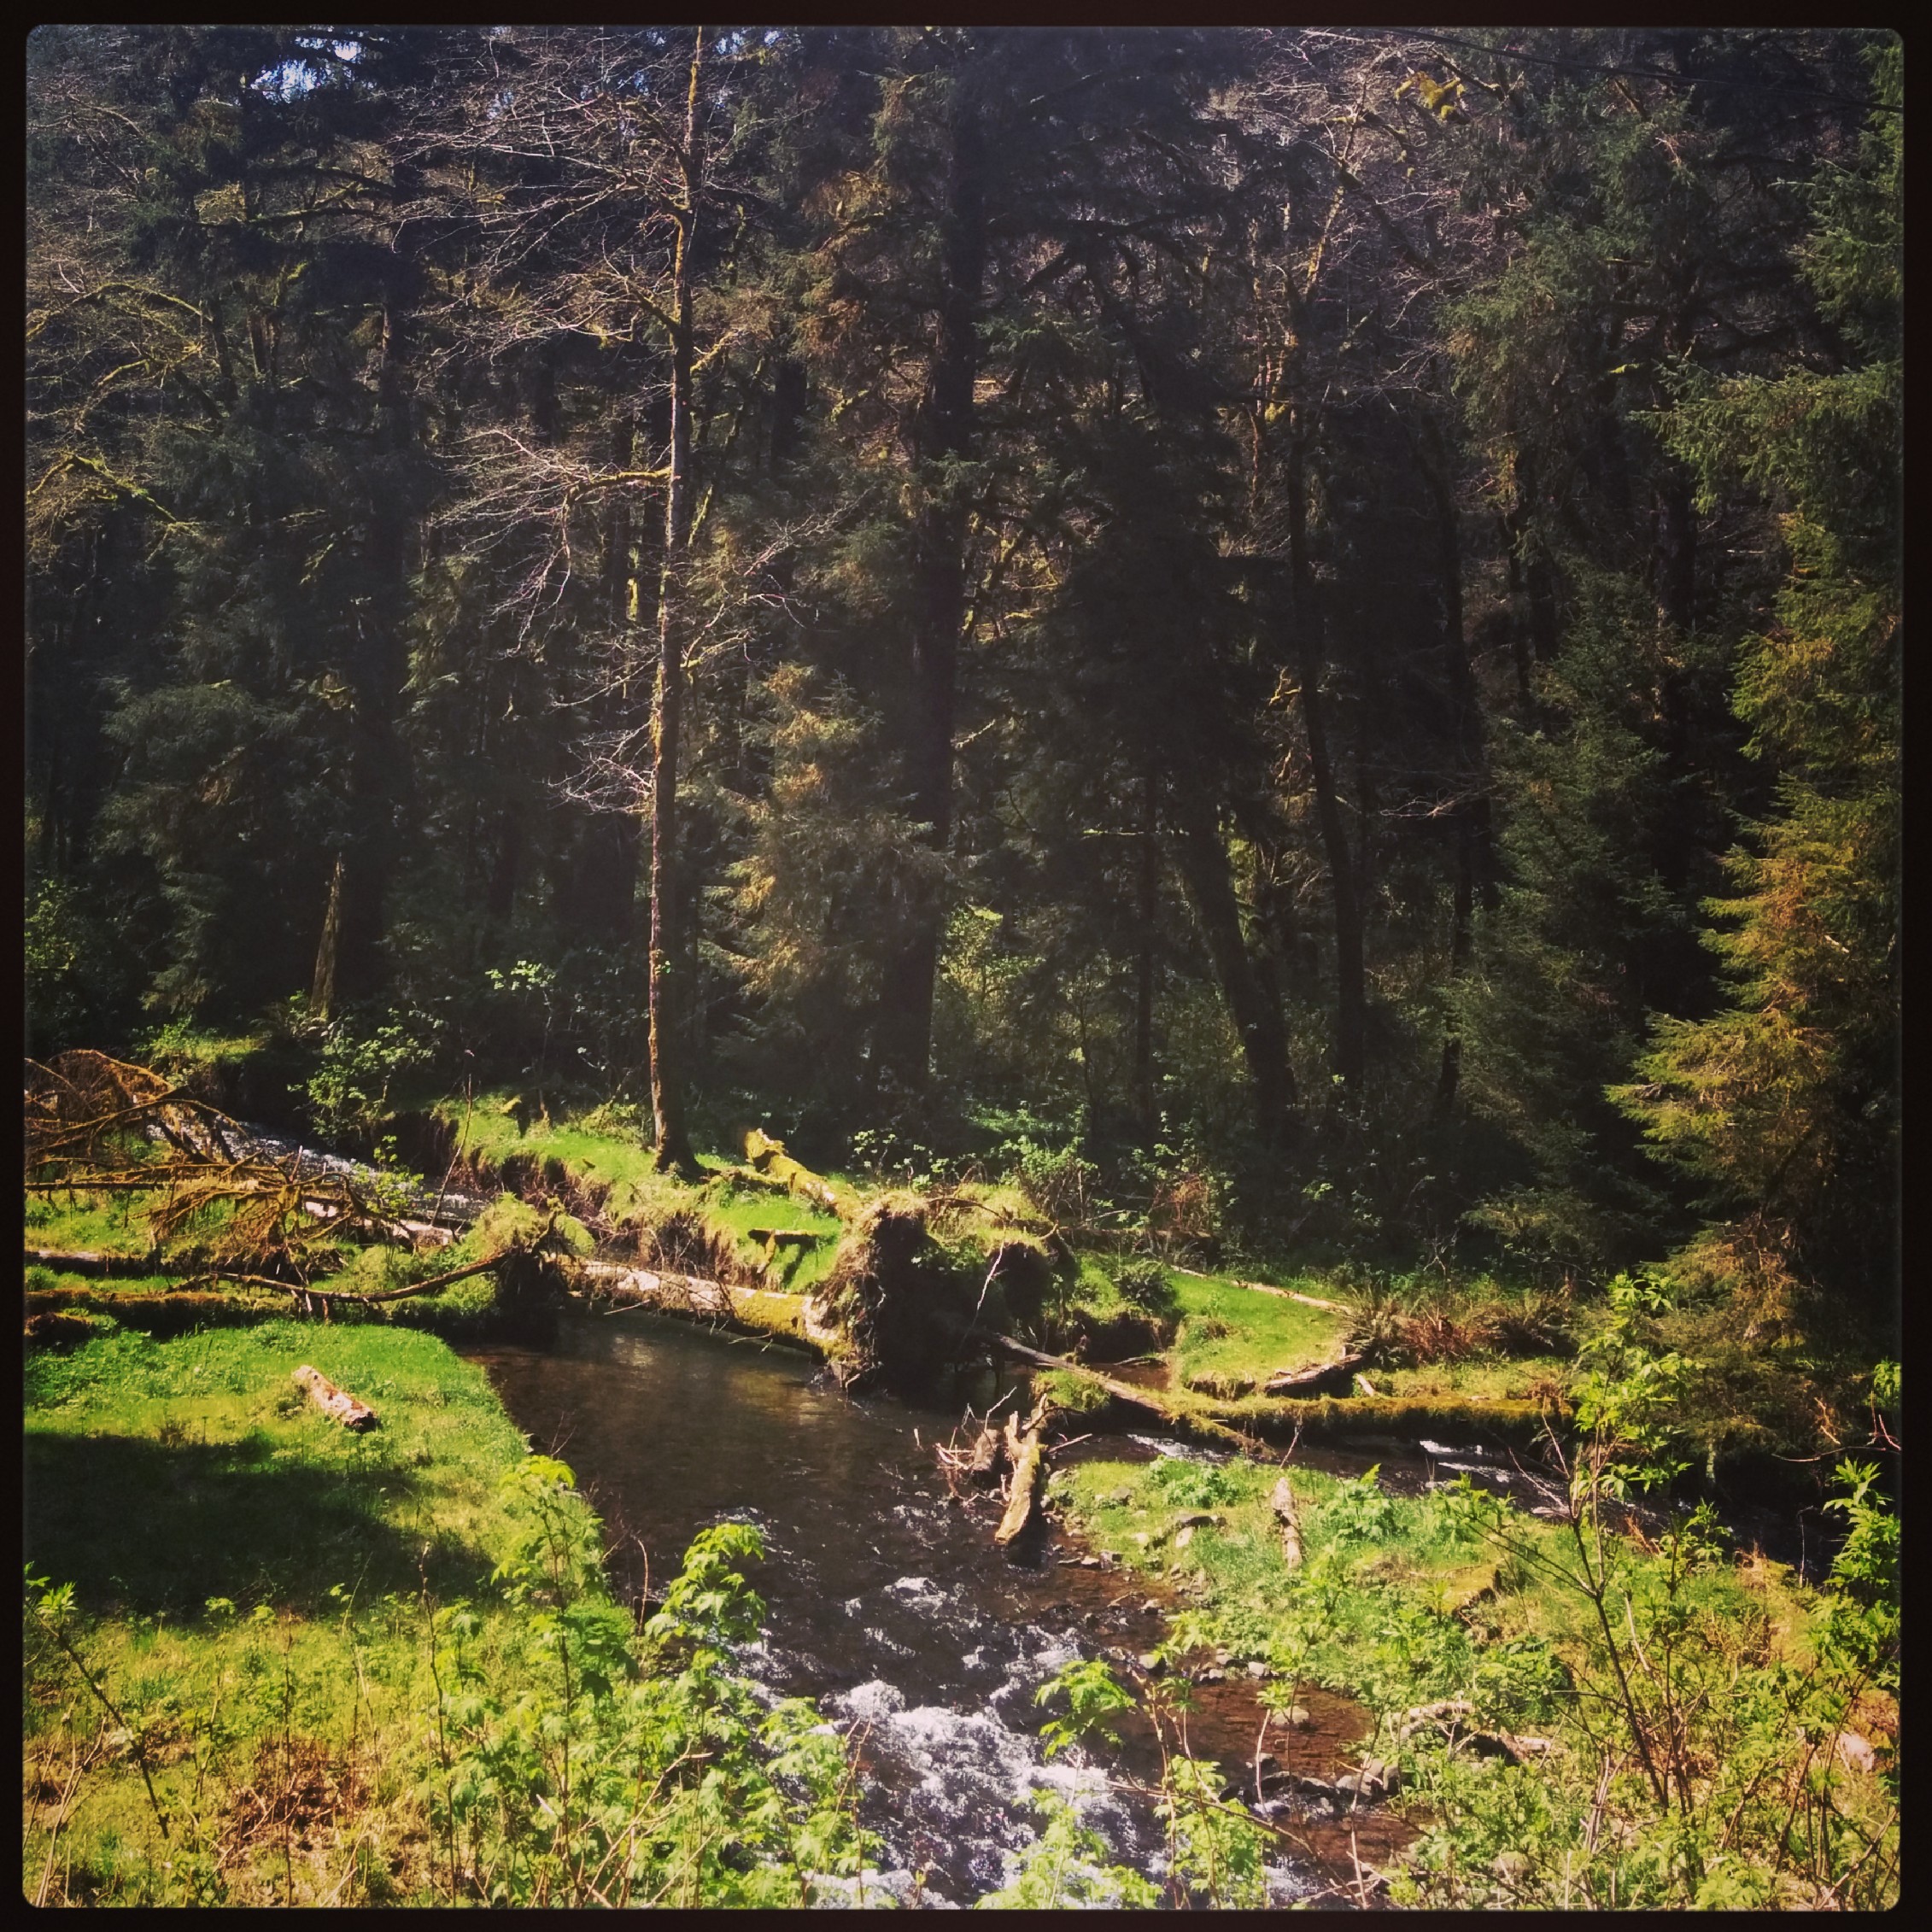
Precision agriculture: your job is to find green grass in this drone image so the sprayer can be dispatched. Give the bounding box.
[22,1316,872,1908]
[26,1188,167,1258]
[22,1321,540,1904]
[1168,1273,1349,1390]
[26,1322,530,1619]
[1050,1444,1824,1718]
[1051,1452,1496,1628]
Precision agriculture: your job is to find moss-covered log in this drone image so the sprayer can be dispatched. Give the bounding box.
[578,1257,814,1350]
[25,1247,155,1277]
[741,1128,856,1218]
[985,1333,1259,1450]
[985,1332,1567,1454]
[25,1286,276,1337]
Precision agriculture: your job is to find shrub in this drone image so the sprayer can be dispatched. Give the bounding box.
[1110,1258,1179,1318]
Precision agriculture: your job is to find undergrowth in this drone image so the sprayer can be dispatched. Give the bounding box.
[22,1325,871,1906]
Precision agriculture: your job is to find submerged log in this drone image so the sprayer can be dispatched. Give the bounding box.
[292,1364,378,1431]
[1270,1474,1303,1570]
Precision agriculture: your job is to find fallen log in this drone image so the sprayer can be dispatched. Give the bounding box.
[189,1236,535,1311]
[25,1247,155,1277]
[967,1420,1006,1483]
[292,1364,378,1431]
[993,1412,1046,1548]
[1264,1349,1367,1395]
[741,1128,854,1218]
[1270,1474,1303,1570]
[981,1332,1257,1452]
[26,1285,267,1336]
[580,1256,738,1320]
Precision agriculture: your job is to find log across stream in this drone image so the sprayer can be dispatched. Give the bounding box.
[462,1305,1417,1907]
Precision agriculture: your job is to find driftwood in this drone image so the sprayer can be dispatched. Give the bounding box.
[993,1410,1046,1547]
[933,1406,1016,1498]
[292,1364,378,1431]
[1270,1474,1304,1569]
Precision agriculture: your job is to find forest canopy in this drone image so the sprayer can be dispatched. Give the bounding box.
[26,25,1899,1362]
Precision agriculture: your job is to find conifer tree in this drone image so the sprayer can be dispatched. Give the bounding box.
[1613,39,1900,1331]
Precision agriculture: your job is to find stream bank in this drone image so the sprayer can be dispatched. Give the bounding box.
[460,1305,1410,1906]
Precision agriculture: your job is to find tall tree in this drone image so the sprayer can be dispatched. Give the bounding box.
[1613,39,1900,1332]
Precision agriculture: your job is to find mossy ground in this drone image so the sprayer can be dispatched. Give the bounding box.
[699,1180,844,1294]
[1367,1357,1574,1403]
[27,1187,160,1257]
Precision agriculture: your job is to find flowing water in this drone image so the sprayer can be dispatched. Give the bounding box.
[460,1307,1406,1908]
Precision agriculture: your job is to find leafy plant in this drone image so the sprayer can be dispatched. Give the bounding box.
[1146,1454,1245,1511]
[1109,1257,1179,1318]
[298,1004,442,1145]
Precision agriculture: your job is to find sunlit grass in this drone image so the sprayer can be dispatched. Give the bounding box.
[22,1321,540,1904]
[1168,1273,1349,1389]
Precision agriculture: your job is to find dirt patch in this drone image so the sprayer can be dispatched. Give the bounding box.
[220,1736,366,1861]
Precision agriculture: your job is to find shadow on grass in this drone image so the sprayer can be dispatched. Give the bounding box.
[24,1430,495,1617]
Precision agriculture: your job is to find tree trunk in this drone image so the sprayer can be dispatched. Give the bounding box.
[1133,762,1158,1133]
[1286,423,1366,1092]
[1169,788,1297,1145]
[1418,420,1492,1119]
[877,100,985,1093]
[1433,814,1475,1122]
[311,852,346,1020]
[1654,465,1697,637]
[647,28,705,1179]
[1510,451,1561,666]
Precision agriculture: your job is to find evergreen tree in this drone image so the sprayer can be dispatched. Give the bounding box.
[1613,39,1900,1334]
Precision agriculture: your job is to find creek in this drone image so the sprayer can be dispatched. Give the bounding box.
[460,1306,1414,1908]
